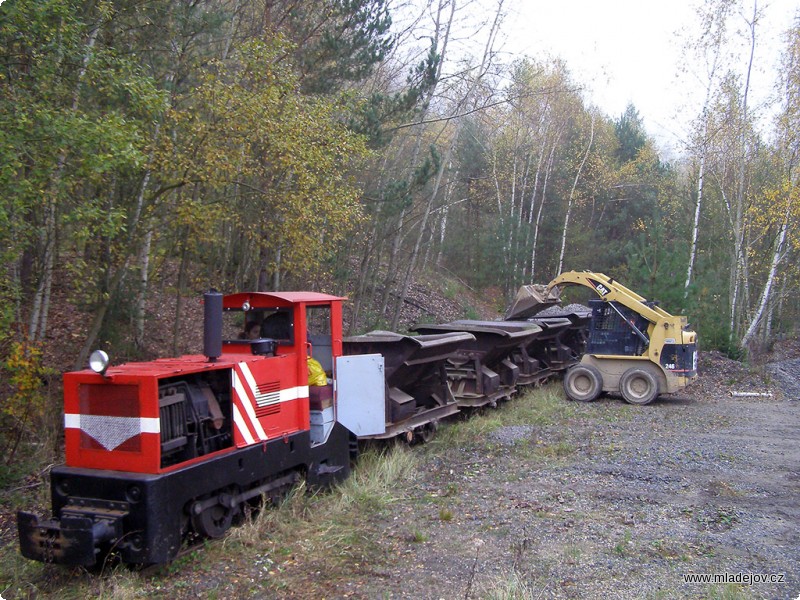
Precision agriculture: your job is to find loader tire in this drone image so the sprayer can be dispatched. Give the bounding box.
[620,368,658,405]
[563,364,602,402]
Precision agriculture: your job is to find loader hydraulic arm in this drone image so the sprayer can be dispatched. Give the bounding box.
[545,271,681,327]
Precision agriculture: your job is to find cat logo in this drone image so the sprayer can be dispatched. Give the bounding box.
[593,282,610,296]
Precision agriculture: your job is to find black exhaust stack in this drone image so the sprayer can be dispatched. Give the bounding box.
[204,290,223,362]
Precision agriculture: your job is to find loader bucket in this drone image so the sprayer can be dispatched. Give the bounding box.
[343,330,474,439]
[504,284,561,320]
[412,321,543,407]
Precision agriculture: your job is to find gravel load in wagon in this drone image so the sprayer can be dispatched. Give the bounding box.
[504,284,591,377]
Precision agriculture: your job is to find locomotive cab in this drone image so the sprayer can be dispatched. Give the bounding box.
[220,292,346,447]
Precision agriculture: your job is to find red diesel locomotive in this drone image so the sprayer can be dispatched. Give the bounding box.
[17,291,388,566]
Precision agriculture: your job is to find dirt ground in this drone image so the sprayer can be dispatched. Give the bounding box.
[2,350,799,599]
[330,350,800,599]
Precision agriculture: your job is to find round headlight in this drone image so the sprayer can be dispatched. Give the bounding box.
[89,350,110,375]
[242,300,251,311]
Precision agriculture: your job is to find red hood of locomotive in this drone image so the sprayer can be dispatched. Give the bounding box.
[63,351,305,474]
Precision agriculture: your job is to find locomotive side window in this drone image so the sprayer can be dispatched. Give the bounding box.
[306,305,333,374]
[222,307,295,346]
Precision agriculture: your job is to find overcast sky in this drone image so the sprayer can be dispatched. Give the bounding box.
[501,0,799,156]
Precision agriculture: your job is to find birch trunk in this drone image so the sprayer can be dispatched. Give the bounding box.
[273,245,282,290]
[731,1,758,335]
[30,196,57,341]
[489,147,509,289]
[557,115,594,274]
[684,151,705,294]
[435,205,449,268]
[133,168,153,350]
[683,0,731,298]
[741,207,789,348]
[522,127,549,280]
[135,228,153,350]
[435,166,458,269]
[529,129,560,280]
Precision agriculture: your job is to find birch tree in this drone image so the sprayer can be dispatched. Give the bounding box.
[683,0,735,295]
[557,114,595,274]
[740,15,800,347]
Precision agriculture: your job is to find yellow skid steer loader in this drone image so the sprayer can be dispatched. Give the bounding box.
[544,271,697,405]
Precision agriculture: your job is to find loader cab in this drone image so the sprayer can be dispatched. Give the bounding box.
[585,299,653,357]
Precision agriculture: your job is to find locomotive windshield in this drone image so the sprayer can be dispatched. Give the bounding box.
[222,307,295,345]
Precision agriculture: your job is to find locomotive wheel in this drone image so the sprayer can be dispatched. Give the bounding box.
[619,368,658,405]
[193,503,234,539]
[563,364,602,402]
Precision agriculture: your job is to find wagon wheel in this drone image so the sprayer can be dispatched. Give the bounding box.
[193,503,234,539]
[414,421,438,444]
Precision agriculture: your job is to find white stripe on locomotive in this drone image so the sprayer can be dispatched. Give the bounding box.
[64,414,160,450]
[232,368,269,441]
